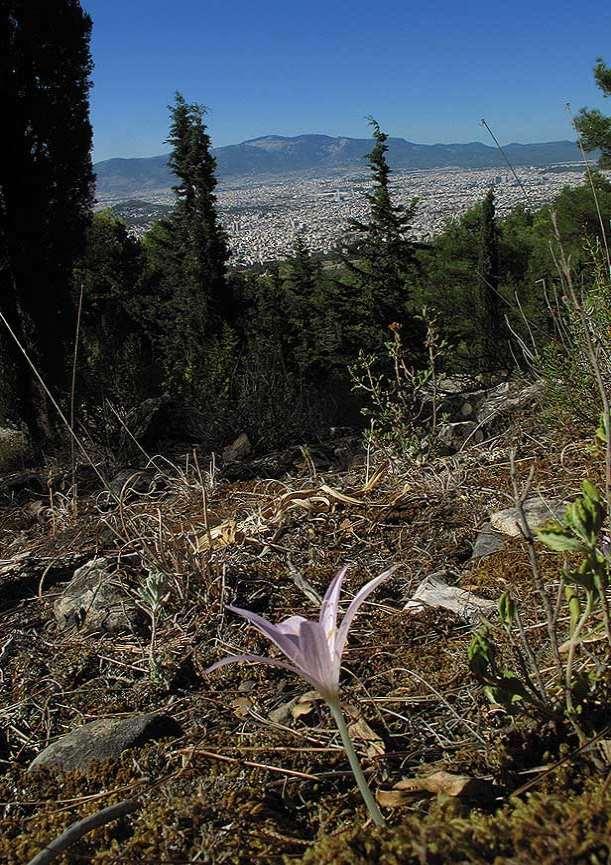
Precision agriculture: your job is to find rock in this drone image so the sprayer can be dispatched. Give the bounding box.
[223,432,252,463]
[471,523,506,559]
[490,497,565,538]
[477,381,544,428]
[29,713,182,771]
[1,550,92,613]
[54,558,138,634]
[437,421,483,451]
[404,575,496,623]
[0,426,29,472]
[460,400,476,418]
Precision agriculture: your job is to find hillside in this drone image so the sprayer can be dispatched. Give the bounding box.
[94,135,584,195]
[1,382,609,864]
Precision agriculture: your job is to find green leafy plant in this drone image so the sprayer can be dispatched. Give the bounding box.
[349,310,447,462]
[136,567,169,683]
[469,476,610,742]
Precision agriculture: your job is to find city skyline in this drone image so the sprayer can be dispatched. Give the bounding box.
[84,0,610,162]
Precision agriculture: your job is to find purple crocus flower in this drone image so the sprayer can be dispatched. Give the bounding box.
[207,564,398,827]
[207,564,397,700]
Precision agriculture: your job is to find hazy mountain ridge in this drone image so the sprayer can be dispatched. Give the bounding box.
[94,134,583,196]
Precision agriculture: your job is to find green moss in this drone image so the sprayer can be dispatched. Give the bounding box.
[296,776,611,865]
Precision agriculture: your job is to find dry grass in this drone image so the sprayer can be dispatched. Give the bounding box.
[0,416,608,863]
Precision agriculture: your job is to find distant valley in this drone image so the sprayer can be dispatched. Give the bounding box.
[94,134,584,197]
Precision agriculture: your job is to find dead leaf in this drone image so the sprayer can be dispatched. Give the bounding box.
[197,519,238,551]
[392,770,492,799]
[319,484,364,506]
[376,789,411,808]
[269,691,322,725]
[558,632,607,653]
[598,739,611,766]
[358,463,389,494]
[348,717,385,759]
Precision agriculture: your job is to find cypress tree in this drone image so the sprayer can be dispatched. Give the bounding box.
[168,94,230,321]
[477,189,507,370]
[151,93,231,394]
[74,211,149,403]
[0,0,94,440]
[341,117,422,357]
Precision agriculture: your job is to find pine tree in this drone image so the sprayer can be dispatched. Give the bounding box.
[574,58,611,168]
[168,94,230,322]
[477,189,507,370]
[341,118,422,357]
[150,93,232,394]
[0,0,94,440]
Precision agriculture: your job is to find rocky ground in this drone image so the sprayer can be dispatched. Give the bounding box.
[0,392,609,864]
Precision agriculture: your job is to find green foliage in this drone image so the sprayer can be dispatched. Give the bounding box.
[536,235,611,429]
[477,190,510,370]
[142,94,233,404]
[574,58,611,168]
[74,211,150,406]
[470,474,610,734]
[340,118,424,359]
[0,0,94,440]
[468,628,531,710]
[297,776,611,865]
[349,313,446,462]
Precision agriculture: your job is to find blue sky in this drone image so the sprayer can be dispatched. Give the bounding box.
[84,0,611,162]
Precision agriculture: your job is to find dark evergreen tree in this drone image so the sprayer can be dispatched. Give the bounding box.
[283,234,329,376]
[74,211,149,403]
[574,58,611,168]
[477,189,507,370]
[168,94,230,323]
[0,0,94,439]
[341,118,422,357]
[147,93,232,394]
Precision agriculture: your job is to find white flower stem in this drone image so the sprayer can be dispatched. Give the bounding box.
[327,697,386,828]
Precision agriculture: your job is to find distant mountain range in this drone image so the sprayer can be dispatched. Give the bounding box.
[94,134,584,196]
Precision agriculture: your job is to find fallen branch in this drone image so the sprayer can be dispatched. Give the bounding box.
[176,746,320,781]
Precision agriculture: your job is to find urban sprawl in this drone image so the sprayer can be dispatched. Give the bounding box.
[98,164,594,267]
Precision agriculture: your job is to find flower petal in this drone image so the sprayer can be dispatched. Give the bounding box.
[227,605,305,665]
[205,652,302,677]
[318,565,348,644]
[275,615,310,644]
[297,620,339,699]
[205,652,328,694]
[335,565,399,657]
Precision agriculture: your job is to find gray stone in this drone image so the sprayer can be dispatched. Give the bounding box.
[490,497,565,538]
[437,421,483,451]
[223,432,252,463]
[471,523,506,560]
[29,713,182,771]
[477,381,543,428]
[404,575,497,624]
[54,558,138,634]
